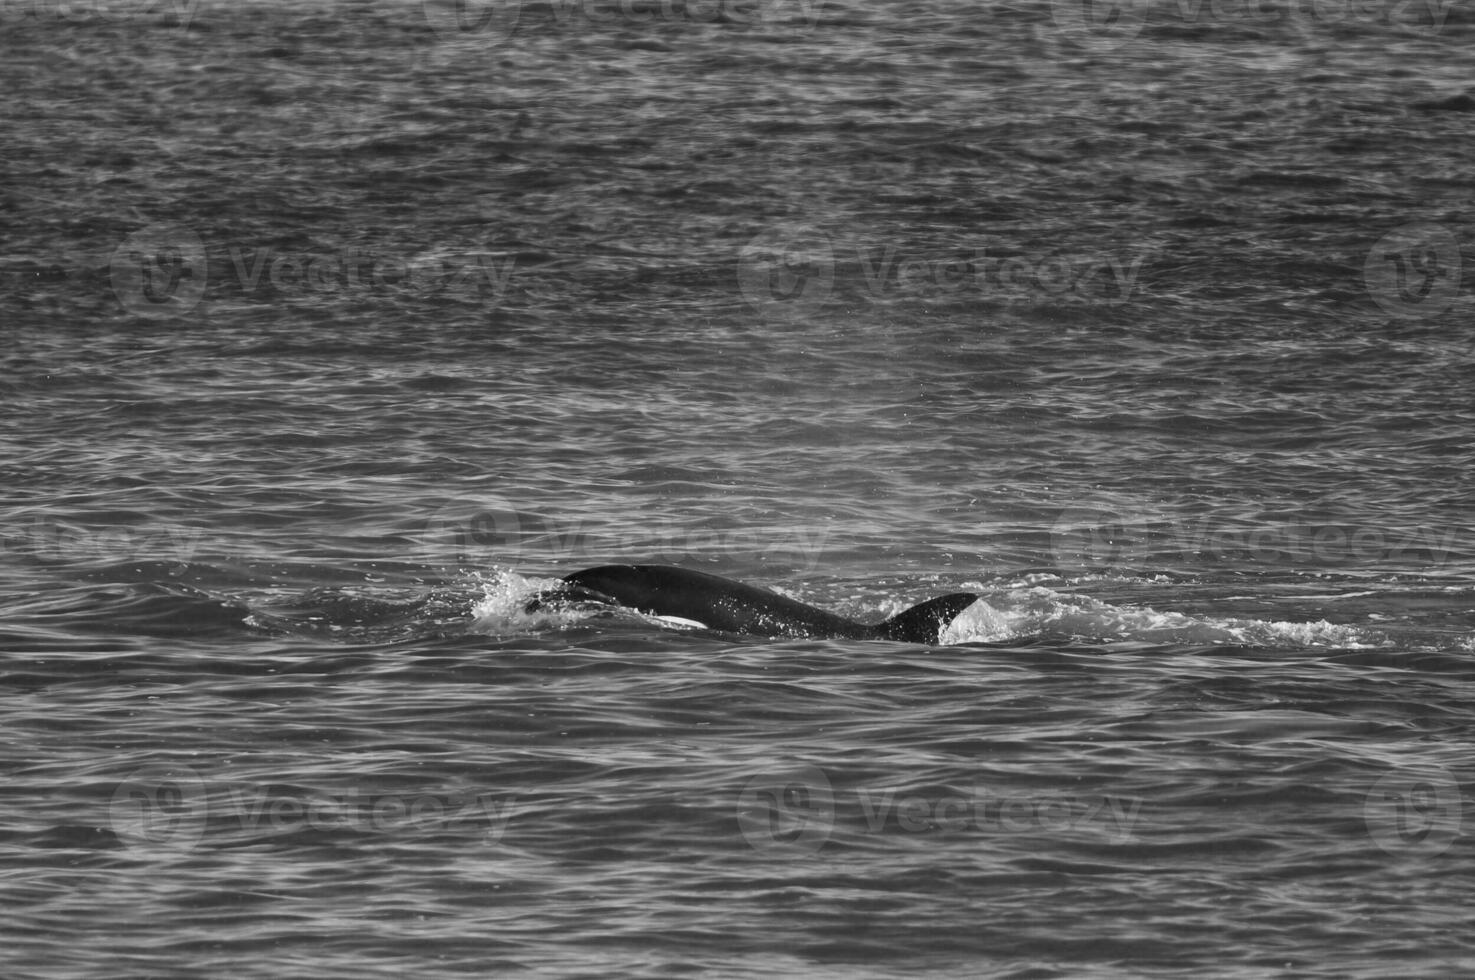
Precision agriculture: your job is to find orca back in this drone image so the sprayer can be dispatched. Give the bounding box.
[531,564,978,644]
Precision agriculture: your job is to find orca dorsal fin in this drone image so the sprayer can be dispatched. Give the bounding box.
[869,593,980,644]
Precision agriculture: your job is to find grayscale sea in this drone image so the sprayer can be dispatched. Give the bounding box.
[3,0,1474,976]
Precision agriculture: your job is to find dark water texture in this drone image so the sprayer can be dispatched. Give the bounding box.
[3,0,1475,977]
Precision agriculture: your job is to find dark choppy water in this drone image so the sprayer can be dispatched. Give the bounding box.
[4,0,1475,976]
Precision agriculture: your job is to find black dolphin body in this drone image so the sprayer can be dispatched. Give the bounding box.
[527,564,980,644]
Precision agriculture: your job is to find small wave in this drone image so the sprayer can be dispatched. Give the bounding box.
[467,568,629,636]
[9,582,255,641]
[945,586,1396,650]
[243,585,477,644]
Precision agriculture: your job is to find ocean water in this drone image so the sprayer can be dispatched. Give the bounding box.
[3,0,1475,976]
